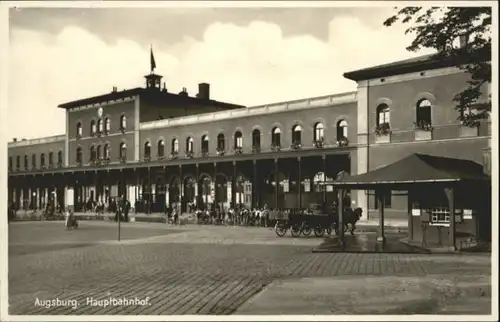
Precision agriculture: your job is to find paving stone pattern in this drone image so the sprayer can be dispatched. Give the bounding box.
[8,222,491,315]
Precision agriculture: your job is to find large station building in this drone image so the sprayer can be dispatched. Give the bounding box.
[7,52,492,224]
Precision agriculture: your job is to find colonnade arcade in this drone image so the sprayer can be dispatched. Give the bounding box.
[8,154,351,213]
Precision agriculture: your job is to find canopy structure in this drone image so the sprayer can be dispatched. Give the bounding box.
[326,153,491,251]
[327,153,489,189]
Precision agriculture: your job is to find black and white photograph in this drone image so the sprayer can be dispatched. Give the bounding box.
[1,1,497,320]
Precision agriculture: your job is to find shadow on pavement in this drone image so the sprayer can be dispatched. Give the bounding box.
[313,233,431,254]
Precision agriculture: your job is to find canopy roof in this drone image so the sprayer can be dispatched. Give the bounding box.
[329,153,489,188]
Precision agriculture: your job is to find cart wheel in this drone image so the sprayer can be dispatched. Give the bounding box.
[314,227,325,237]
[291,227,301,237]
[302,227,312,236]
[326,228,332,235]
[344,224,349,233]
[275,226,287,237]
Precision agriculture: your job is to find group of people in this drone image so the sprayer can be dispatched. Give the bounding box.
[194,206,272,226]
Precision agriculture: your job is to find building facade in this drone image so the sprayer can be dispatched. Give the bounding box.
[7,55,491,223]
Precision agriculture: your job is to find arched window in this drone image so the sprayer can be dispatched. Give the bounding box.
[234,131,243,148]
[376,104,390,126]
[40,153,46,167]
[252,129,261,150]
[96,145,102,160]
[97,119,103,133]
[157,140,165,157]
[144,141,151,158]
[120,115,127,131]
[171,138,179,153]
[336,120,348,139]
[24,155,28,170]
[57,150,63,166]
[90,120,96,136]
[76,147,82,164]
[186,137,194,152]
[104,144,110,159]
[272,127,281,146]
[416,99,432,129]
[76,122,82,138]
[314,122,324,141]
[217,133,225,150]
[90,146,96,161]
[105,117,111,133]
[292,125,302,144]
[201,135,209,153]
[32,154,36,169]
[48,151,54,167]
[119,142,127,159]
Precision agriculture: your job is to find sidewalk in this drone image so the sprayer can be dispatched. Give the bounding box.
[235,273,491,315]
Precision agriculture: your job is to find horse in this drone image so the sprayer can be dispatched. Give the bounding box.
[331,207,363,235]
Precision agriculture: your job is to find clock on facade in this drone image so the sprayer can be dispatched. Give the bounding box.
[98,107,103,117]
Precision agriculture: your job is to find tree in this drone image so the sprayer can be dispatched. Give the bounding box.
[384,7,491,127]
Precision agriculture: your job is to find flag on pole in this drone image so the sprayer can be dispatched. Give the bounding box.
[150,46,156,72]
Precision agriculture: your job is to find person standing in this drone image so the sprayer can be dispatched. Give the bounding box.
[124,197,131,222]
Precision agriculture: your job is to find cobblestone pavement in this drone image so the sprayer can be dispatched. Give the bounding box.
[8,221,491,315]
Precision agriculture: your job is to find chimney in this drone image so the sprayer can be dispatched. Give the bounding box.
[162,82,167,92]
[198,83,210,100]
[178,87,188,96]
[112,86,118,92]
[13,138,17,142]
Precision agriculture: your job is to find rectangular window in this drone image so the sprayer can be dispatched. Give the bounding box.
[428,207,451,225]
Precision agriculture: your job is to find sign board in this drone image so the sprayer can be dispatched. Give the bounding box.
[463,209,473,220]
[66,188,74,206]
[412,209,421,217]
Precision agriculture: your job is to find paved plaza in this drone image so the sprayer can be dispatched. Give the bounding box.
[8,221,492,316]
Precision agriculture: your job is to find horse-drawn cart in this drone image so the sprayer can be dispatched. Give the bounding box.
[274,210,337,238]
[274,207,363,238]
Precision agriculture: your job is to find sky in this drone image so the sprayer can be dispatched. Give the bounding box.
[7,4,433,140]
